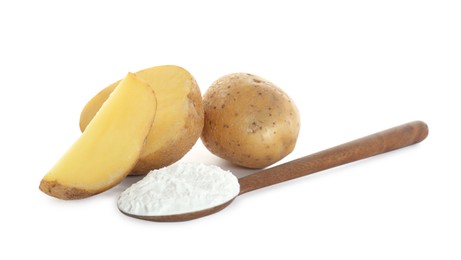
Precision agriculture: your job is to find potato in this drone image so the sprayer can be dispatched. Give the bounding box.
[201,73,300,168]
[80,65,204,175]
[40,73,156,199]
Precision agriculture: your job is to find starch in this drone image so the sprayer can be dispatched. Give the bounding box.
[117,162,240,216]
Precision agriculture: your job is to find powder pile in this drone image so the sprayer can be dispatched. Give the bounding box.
[117,162,240,216]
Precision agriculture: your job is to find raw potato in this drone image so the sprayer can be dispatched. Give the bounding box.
[80,65,204,175]
[39,73,157,199]
[201,73,300,168]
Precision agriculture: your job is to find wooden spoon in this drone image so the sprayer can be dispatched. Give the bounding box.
[121,121,428,222]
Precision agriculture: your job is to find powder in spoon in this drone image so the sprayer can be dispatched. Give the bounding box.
[117,162,240,216]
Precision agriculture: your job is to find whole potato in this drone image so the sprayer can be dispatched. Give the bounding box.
[201,73,300,168]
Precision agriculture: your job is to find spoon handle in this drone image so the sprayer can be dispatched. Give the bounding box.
[238,121,428,195]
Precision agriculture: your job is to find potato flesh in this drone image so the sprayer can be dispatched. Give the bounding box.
[80,65,203,174]
[40,73,156,199]
[136,68,189,158]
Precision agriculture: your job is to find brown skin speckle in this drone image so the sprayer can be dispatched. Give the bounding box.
[201,73,300,169]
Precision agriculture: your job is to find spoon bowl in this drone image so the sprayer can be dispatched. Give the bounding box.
[121,199,236,222]
[120,121,428,222]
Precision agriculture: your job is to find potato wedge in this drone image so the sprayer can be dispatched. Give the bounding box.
[39,73,156,199]
[79,65,204,175]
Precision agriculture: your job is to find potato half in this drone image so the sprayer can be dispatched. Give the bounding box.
[201,73,300,168]
[80,65,204,175]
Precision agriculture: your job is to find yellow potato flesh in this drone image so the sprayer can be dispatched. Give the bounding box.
[136,68,189,157]
[40,73,156,199]
[80,65,203,174]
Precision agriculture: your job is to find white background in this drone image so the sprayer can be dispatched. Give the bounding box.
[1,0,460,259]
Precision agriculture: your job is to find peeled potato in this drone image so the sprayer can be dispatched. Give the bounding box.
[201,73,300,168]
[80,65,204,175]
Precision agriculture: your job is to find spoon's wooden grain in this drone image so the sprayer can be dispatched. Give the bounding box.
[238,120,428,195]
[122,121,428,222]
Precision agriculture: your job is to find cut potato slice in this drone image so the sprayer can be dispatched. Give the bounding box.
[39,73,157,199]
[79,65,204,174]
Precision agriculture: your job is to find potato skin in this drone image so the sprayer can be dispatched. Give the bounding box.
[40,180,95,200]
[201,73,300,168]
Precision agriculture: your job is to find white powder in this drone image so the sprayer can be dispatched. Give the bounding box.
[117,162,240,216]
